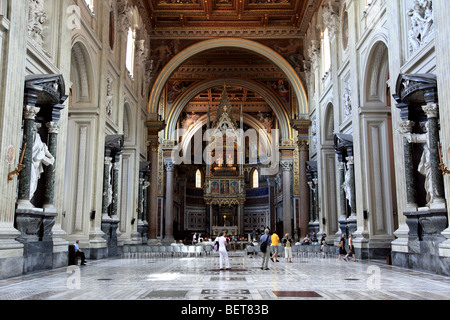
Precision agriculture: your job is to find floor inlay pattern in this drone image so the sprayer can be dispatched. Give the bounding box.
[0,252,448,300]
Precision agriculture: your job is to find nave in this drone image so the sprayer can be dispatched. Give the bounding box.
[0,250,448,301]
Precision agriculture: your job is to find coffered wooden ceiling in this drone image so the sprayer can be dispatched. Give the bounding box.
[131,0,320,118]
[134,0,320,36]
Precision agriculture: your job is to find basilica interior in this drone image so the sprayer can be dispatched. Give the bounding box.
[0,0,449,288]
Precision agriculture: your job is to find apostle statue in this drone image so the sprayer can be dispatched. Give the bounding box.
[342,163,352,209]
[30,124,54,200]
[400,122,433,206]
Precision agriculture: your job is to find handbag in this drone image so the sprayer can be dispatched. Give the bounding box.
[214,241,219,251]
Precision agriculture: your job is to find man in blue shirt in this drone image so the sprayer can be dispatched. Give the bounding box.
[74,240,86,265]
[260,229,272,270]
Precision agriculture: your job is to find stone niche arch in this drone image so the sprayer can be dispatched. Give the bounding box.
[148,38,308,119]
[360,38,397,247]
[363,40,390,106]
[323,102,335,142]
[70,40,95,104]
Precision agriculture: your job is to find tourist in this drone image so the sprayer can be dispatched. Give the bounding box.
[311,232,319,245]
[74,240,86,266]
[344,234,357,262]
[260,229,272,270]
[271,231,280,262]
[283,233,293,263]
[338,234,347,261]
[216,231,230,270]
[301,234,310,245]
[320,240,327,258]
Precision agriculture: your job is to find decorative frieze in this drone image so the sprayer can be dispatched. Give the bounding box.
[27,0,47,47]
[407,0,434,55]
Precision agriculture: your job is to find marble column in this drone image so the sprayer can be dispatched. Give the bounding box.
[398,120,418,211]
[40,121,60,242]
[111,162,120,219]
[346,154,357,235]
[308,181,314,229]
[17,104,40,209]
[346,155,357,217]
[148,141,159,242]
[164,161,175,242]
[101,157,113,220]
[281,161,293,236]
[238,203,245,236]
[42,121,59,210]
[298,141,310,239]
[422,103,446,209]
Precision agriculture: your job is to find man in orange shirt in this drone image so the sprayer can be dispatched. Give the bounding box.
[271,231,280,262]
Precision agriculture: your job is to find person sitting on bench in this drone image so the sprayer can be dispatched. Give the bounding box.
[74,240,87,265]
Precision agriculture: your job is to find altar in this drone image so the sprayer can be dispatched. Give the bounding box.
[203,85,246,236]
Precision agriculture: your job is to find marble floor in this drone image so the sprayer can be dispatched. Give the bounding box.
[0,250,449,302]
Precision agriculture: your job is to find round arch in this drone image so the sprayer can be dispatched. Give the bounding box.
[177,113,273,161]
[362,38,389,105]
[70,36,96,104]
[148,38,308,117]
[165,78,293,140]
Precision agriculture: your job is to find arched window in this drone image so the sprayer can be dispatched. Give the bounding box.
[195,169,202,188]
[252,169,259,189]
[126,28,135,78]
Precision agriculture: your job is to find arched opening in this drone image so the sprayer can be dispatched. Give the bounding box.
[148,38,308,118]
[362,40,397,244]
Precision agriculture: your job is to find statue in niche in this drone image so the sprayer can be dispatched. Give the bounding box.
[342,163,352,208]
[107,162,113,207]
[399,121,433,207]
[30,124,54,200]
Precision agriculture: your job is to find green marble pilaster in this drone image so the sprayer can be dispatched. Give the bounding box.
[17,105,40,206]
[399,120,418,210]
[102,157,112,218]
[111,162,120,218]
[43,122,59,209]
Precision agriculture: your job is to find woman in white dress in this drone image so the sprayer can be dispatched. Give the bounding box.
[217,231,230,270]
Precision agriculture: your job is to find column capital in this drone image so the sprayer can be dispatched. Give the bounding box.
[298,140,309,151]
[422,103,439,118]
[280,160,293,172]
[23,105,40,120]
[46,121,60,134]
[398,120,415,133]
[165,161,175,172]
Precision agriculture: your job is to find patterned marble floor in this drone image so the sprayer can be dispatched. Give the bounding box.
[0,251,449,301]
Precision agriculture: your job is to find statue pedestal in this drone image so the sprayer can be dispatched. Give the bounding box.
[392,208,449,275]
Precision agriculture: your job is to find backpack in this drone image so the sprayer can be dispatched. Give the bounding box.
[260,235,269,253]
